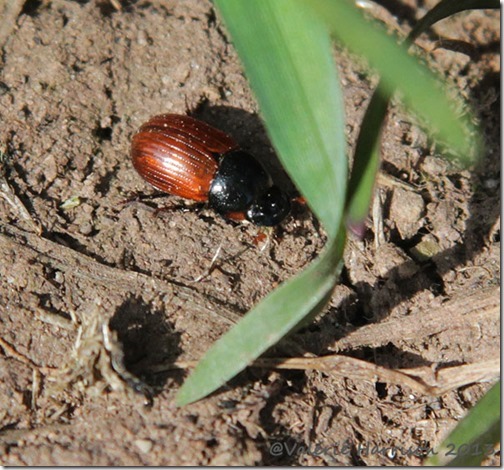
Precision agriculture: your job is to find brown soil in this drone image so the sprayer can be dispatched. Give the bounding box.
[0,0,499,466]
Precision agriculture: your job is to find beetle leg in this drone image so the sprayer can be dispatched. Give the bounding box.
[153,201,205,217]
[119,191,167,206]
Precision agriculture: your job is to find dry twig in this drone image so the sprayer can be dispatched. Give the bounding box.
[150,354,498,397]
[328,286,499,352]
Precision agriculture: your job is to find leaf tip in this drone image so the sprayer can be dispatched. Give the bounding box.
[175,388,197,407]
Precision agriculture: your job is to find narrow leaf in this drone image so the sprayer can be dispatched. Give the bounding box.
[311,0,480,163]
[345,85,390,231]
[425,382,500,466]
[409,0,500,42]
[214,0,347,239]
[177,0,348,405]
[176,230,346,405]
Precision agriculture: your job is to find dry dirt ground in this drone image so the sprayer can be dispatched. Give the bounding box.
[0,0,500,466]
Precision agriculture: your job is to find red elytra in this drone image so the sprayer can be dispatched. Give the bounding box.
[131,114,239,202]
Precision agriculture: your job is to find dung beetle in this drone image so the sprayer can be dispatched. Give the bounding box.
[131,114,291,226]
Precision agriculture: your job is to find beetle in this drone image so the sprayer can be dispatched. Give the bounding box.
[130,114,291,226]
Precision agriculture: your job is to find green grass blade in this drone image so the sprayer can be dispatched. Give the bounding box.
[338,0,490,227]
[409,0,500,42]
[176,0,347,405]
[214,0,347,239]
[311,0,480,163]
[425,381,500,466]
[176,230,346,405]
[345,85,390,232]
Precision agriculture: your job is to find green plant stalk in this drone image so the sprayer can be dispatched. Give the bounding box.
[425,381,500,466]
[213,0,347,240]
[177,0,347,405]
[345,85,390,233]
[338,0,492,227]
[310,0,478,161]
[409,0,500,42]
[176,228,346,405]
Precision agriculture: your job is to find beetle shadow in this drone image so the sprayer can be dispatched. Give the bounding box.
[189,103,301,198]
[109,297,184,395]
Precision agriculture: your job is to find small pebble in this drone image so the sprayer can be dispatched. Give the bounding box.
[410,235,442,262]
[134,439,153,454]
[389,188,425,239]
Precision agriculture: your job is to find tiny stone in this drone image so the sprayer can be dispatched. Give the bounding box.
[134,439,153,454]
[484,179,499,189]
[422,155,448,176]
[43,154,58,184]
[389,188,425,239]
[79,221,93,235]
[410,235,442,262]
[137,30,148,46]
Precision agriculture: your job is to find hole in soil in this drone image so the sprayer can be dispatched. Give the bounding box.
[97,0,116,16]
[381,414,394,426]
[0,82,10,96]
[21,105,31,119]
[375,382,387,399]
[448,174,464,190]
[347,302,371,327]
[391,226,430,251]
[21,0,43,16]
[93,125,113,141]
[206,438,218,448]
[206,8,217,28]
[424,264,445,297]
